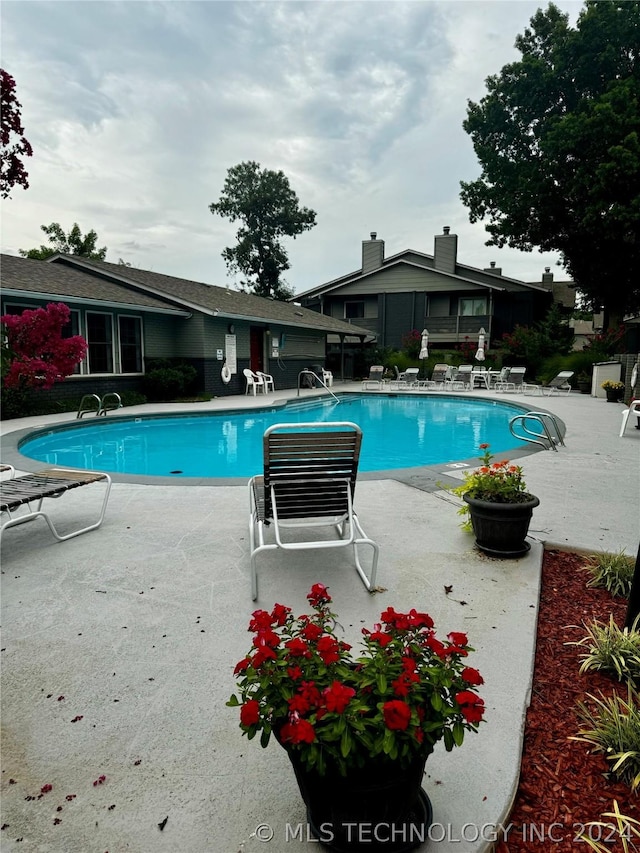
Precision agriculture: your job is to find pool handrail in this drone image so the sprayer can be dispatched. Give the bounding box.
[297,370,339,402]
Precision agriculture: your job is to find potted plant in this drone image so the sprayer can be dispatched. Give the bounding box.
[450,443,539,557]
[601,379,625,402]
[229,583,485,851]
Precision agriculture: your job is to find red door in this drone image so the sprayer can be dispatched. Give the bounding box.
[250,327,264,372]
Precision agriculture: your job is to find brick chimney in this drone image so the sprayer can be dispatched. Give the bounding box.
[362,232,384,273]
[542,267,554,287]
[484,261,502,276]
[434,226,458,275]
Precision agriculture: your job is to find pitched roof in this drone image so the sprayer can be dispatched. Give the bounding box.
[1,253,185,315]
[0,253,362,337]
[295,246,549,299]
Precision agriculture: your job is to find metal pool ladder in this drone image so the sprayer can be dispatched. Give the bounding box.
[509,411,565,451]
[77,393,123,419]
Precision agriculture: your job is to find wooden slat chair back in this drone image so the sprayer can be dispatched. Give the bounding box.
[248,422,379,600]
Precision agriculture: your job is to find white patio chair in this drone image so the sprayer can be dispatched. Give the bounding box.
[257,371,275,393]
[244,369,265,396]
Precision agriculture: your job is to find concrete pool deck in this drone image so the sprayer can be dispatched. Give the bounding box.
[1,385,638,852]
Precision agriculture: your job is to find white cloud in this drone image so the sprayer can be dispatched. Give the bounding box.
[1,0,584,289]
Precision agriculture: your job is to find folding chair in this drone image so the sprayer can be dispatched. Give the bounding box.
[1,468,111,541]
[248,422,379,600]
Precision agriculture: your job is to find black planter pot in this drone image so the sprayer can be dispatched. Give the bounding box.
[463,494,540,558]
[281,747,433,852]
[605,389,624,402]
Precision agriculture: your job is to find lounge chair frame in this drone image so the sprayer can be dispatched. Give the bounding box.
[1,467,112,541]
[248,422,379,600]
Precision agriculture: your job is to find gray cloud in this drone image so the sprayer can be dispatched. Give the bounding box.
[1,0,584,290]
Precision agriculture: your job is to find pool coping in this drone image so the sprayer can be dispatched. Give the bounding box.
[0,390,565,489]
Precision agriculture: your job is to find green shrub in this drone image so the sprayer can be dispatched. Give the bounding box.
[576,800,640,852]
[582,550,635,598]
[571,615,640,684]
[143,360,197,401]
[572,685,640,791]
[144,368,188,401]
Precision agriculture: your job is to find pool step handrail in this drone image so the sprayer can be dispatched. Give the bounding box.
[77,394,101,418]
[77,393,123,419]
[509,411,564,451]
[97,393,123,416]
[297,370,339,402]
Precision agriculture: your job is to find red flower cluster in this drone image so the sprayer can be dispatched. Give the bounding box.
[229,585,485,775]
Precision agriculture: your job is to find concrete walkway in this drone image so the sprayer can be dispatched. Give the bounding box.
[1,386,638,852]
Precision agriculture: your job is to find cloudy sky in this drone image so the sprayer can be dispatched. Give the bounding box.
[1,0,584,294]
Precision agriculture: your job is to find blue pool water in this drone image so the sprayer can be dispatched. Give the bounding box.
[19,394,529,478]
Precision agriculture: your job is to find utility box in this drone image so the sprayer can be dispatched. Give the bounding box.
[591,361,622,397]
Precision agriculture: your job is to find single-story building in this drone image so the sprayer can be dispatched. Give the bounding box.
[0,253,367,400]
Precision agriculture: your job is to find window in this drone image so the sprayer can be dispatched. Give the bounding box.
[119,316,142,373]
[344,301,365,320]
[86,312,113,373]
[459,297,487,317]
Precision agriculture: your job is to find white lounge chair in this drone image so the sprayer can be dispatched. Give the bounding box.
[362,365,385,390]
[248,422,379,600]
[496,366,526,392]
[454,364,473,389]
[1,467,112,541]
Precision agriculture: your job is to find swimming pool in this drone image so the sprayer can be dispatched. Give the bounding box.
[18,394,532,479]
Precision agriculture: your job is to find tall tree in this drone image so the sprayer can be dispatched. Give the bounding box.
[460,1,640,329]
[209,161,317,300]
[1,69,33,199]
[19,222,107,261]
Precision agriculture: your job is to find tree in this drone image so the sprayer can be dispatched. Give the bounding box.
[1,69,33,199]
[460,1,640,329]
[19,222,108,261]
[1,302,87,391]
[209,161,317,300]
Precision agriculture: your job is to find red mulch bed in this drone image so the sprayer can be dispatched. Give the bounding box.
[496,549,637,852]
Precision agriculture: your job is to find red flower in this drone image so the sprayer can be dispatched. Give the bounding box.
[307,583,330,607]
[248,609,273,632]
[383,700,412,731]
[316,635,341,664]
[456,691,485,724]
[407,609,434,629]
[425,635,447,658]
[270,603,291,626]
[287,665,303,680]
[251,646,277,667]
[253,627,280,649]
[365,627,392,647]
[285,637,310,658]
[240,699,260,727]
[301,622,323,641]
[461,667,484,686]
[323,681,356,713]
[447,631,468,647]
[280,718,316,744]
[233,657,251,675]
